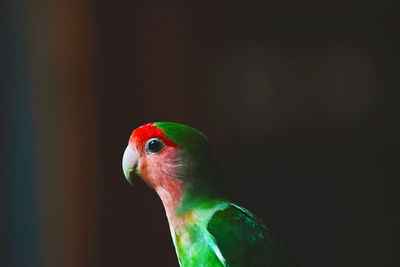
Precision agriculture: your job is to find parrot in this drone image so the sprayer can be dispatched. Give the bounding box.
[122,122,295,267]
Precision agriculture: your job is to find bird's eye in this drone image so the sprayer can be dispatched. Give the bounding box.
[145,138,164,154]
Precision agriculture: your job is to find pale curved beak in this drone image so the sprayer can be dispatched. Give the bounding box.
[122,144,138,185]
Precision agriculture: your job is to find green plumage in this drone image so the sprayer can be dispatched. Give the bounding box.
[172,200,295,267]
[208,204,294,267]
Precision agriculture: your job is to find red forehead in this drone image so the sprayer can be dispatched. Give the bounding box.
[129,123,177,148]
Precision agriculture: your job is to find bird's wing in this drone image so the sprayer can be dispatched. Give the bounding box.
[207,204,295,267]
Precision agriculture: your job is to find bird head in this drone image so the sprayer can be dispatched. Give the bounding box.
[122,122,227,211]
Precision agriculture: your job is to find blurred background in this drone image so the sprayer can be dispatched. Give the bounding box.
[1,1,399,266]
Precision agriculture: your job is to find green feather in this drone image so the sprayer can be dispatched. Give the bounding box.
[172,201,295,267]
[173,200,229,266]
[208,204,295,267]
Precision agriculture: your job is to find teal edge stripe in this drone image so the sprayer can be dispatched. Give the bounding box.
[0,1,41,266]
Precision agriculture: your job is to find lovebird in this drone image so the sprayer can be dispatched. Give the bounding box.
[122,122,295,267]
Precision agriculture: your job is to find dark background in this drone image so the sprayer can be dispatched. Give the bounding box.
[1,1,399,267]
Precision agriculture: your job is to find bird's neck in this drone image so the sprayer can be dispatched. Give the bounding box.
[153,159,229,227]
[155,178,227,229]
[154,181,199,227]
[154,180,185,224]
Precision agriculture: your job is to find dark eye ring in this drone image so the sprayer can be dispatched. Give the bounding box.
[145,138,164,154]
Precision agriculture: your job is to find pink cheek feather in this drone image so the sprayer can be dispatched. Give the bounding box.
[139,147,181,189]
[138,147,185,211]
